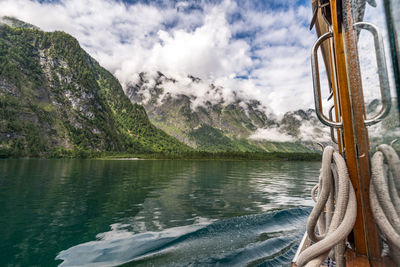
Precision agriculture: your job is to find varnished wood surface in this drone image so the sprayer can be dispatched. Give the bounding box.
[330,0,368,254]
[291,250,396,267]
[340,0,382,258]
[345,249,396,267]
[329,0,382,257]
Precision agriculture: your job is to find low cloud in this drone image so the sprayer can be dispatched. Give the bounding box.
[0,0,318,114]
[249,127,294,142]
[249,120,331,143]
[0,0,392,116]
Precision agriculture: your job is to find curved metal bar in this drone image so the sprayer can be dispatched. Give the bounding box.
[353,22,392,126]
[329,105,338,144]
[311,31,343,128]
[327,91,334,101]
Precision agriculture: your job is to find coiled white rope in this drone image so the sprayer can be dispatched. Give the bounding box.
[296,146,357,267]
[370,144,400,265]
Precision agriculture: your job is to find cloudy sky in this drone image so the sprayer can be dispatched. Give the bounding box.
[0,0,390,114]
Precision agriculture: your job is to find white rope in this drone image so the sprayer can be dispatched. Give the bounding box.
[370,144,400,265]
[296,146,357,267]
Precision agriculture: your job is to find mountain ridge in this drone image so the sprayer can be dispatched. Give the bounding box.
[0,18,190,157]
[1,17,397,157]
[125,71,400,152]
[124,71,327,152]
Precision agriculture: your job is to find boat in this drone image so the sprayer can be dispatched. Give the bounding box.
[291,0,400,266]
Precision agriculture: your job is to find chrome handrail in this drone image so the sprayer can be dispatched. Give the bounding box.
[311,31,343,128]
[353,22,392,126]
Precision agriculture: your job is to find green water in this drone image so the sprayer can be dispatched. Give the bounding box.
[0,159,320,266]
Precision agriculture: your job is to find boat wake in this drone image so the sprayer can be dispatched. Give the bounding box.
[56,207,311,266]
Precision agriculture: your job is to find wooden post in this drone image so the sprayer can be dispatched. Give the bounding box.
[330,0,381,260]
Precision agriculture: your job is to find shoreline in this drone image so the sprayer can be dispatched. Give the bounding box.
[1,151,324,161]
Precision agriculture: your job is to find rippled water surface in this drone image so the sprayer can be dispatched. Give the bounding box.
[0,159,320,266]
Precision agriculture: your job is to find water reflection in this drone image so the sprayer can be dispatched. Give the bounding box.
[129,161,320,233]
[0,159,320,266]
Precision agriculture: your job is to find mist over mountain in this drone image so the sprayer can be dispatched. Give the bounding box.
[0,17,322,157]
[124,71,332,152]
[367,99,400,147]
[1,17,398,156]
[124,71,400,152]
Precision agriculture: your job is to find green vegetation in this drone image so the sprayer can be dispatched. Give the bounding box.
[0,19,321,160]
[187,124,313,153]
[189,124,242,152]
[0,21,190,158]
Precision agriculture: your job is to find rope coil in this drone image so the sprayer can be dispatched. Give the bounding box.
[296,146,357,267]
[370,144,400,265]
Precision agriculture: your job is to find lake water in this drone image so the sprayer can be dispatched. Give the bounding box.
[0,159,320,266]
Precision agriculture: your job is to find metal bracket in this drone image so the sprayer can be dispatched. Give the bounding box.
[353,22,392,126]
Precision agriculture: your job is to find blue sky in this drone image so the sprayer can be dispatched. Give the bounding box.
[35,0,309,9]
[0,0,388,114]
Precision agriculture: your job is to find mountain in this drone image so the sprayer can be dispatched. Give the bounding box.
[1,17,396,157]
[124,72,327,152]
[0,16,39,30]
[0,18,190,157]
[124,72,400,152]
[368,98,400,149]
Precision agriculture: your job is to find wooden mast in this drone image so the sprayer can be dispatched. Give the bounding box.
[330,0,391,264]
[330,0,379,259]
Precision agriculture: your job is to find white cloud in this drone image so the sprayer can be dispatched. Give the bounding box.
[1,0,397,145]
[0,0,319,114]
[249,117,331,143]
[249,127,294,142]
[297,121,331,143]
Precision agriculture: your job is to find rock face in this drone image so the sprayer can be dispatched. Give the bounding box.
[0,18,189,157]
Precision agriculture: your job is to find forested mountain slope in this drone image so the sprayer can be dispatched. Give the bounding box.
[0,17,190,157]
